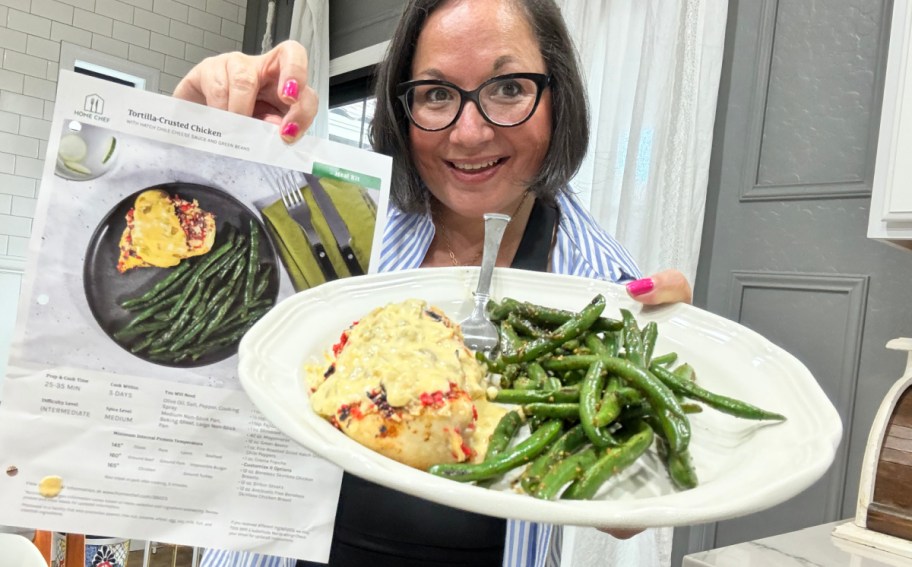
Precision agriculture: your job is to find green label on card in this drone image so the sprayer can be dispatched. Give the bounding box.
[313,163,381,190]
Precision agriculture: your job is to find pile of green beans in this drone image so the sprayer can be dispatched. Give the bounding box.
[428,294,786,500]
[112,220,275,365]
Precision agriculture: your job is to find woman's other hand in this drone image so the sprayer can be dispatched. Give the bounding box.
[625,269,692,305]
[173,40,318,143]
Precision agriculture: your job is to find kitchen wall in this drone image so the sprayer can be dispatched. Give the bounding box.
[0,0,246,266]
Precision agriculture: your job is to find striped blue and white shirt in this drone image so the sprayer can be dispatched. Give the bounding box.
[201,189,640,567]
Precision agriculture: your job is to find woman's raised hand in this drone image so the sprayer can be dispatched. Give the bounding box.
[625,269,693,306]
[173,40,317,143]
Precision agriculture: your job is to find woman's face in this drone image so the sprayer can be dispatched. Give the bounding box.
[408,0,552,219]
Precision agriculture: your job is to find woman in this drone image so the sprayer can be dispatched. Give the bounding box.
[181,1,690,565]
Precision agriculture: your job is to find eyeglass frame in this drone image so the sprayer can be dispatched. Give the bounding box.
[395,72,552,132]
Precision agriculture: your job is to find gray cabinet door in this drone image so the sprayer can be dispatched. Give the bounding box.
[674,0,912,561]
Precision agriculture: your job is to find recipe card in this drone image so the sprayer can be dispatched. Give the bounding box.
[0,71,392,561]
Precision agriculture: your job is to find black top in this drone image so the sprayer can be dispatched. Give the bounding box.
[299,198,558,567]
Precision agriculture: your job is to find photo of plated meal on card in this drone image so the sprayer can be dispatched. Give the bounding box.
[84,182,279,367]
[238,267,843,528]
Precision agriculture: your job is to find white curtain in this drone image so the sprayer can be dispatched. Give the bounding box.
[287,0,330,139]
[555,0,727,566]
[558,0,727,282]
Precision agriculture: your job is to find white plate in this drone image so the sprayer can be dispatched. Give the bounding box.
[238,267,843,527]
[0,534,46,567]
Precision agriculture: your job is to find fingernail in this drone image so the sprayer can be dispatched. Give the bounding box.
[282,79,299,100]
[281,122,300,139]
[626,278,654,297]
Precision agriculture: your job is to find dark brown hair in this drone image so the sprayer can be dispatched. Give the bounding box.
[369,0,590,213]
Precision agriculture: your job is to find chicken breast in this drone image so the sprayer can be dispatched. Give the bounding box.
[306,299,491,470]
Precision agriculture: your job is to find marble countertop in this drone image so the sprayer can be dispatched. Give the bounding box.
[683,521,912,567]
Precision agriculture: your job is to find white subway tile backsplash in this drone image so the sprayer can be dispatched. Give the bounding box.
[10,195,35,217]
[23,76,55,101]
[73,8,112,36]
[162,53,191,76]
[0,109,19,132]
[57,0,94,11]
[0,235,8,256]
[4,49,49,79]
[1,0,247,234]
[0,131,39,157]
[50,21,92,47]
[202,29,234,53]
[0,152,16,173]
[169,19,202,45]
[152,0,186,21]
[18,115,51,139]
[0,213,31,237]
[187,6,217,33]
[149,32,183,58]
[127,44,163,69]
[91,33,128,58]
[30,0,75,25]
[0,91,44,118]
[0,69,24,93]
[14,155,43,177]
[113,20,150,48]
[94,0,133,23]
[158,70,179,94]
[0,172,37,196]
[132,8,168,35]
[118,0,151,11]
[7,9,52,38]
[183,42,213,63]
[7,235,28,256]
[220,17,240,42]
[1,27,29,53]
[204,0,233,21]
[0,0,29,13]
[26,35,60,61]
[175,0,204,13]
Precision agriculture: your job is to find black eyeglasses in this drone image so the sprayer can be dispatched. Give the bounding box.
[396,73,551,132]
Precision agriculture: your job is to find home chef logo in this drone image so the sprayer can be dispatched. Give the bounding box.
[74,93,111,123]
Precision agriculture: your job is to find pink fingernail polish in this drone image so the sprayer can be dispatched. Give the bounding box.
[282,79,299,100]
[626,278,654,297]
[281,122,300,138]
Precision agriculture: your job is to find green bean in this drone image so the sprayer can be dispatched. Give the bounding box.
[113,320,170,341]
[650,363,786,421]
[599,357,690,453]
[651,352,678,367]
[562,420,655,500]
[491,387,580,405]
[621,309,645,367]
[507,312,548,338]
[667,448,698,489]
[490,298,623,332]
[502,295,606,363]
[428,420,563,482]
[541,354,601,373]
[119,261,193,309]
[593,377,622,428]
[519,424,588,493]
[167,238,233,318]
[641,321,658,365]
[534,447,599,500]
[579,358,619,447]
[484,411,523,461]
[498,320,523,360]
[245,220,260,304]
[522,403,581,420]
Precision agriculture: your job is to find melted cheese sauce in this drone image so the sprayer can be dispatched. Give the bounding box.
[309,299,486,414]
